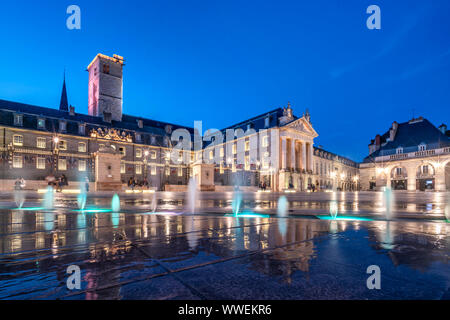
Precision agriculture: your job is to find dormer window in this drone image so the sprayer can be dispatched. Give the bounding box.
[151,136,156,145]
[14,114,23,126]
[37,118,45,129]
[418,143,427,151]
[59,120,67,132]
[264,116,270,128]
[137,120,143,129]
[78,123,86,135]
[136,133,142,142]
[396,147,403,154]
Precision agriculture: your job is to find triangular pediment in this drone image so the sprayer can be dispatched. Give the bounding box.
[282,117,318,137]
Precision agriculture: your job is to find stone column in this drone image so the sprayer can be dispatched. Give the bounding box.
[281,138,286,170]
[309,143,314,171]
[291,139,296,170]
[301,142,306,171]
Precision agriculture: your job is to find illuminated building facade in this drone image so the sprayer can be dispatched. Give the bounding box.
[0,53,359,191]
[360,118,450,191]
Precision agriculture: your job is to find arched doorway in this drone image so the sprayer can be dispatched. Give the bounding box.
[416,163,435,191]
[391,166,407,190]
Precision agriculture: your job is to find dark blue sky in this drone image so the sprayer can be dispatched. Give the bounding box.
[0,0,449,161]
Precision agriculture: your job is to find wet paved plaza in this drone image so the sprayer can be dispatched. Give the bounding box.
[0,191,449,300]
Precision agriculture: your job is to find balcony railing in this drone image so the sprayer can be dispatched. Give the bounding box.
[376,146,449,163]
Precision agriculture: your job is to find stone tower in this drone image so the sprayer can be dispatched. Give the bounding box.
[87,54,124,122]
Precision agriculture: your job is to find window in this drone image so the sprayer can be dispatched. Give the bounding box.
[220,147,224,157]
[396,147,403,154]
[119,146,126,156]
[58,140,67,150]
[150,150,157,159]
[136,133,142,142]
[78,160,86,172]
[396,167,402,175]
[165,167,170,176]
[37,137,46,149]
[120,162,126,174]
[36,157,45,170]
[37,118,45,129]
[136,148,142,158]
[245,140,250,152]
[262,136,269,148]
[103,64,110,74]
[178,167,183,177]
[232,143,237,154]
[78,142,86,153]
[220,163,224,174]
[59,121,67,132]
[78,124,86,135]
[151,166,156,175]
[58,159,67,171]
[135,164,142,175]
[209,150,214,160]
[245,155,250,170]
[422,165,429,175]
[13,156,23,168]
[419,144,427,151]
[14,114,23,126]
[264,116,270,128]
[13,135,23,146]
[151,136,156,145]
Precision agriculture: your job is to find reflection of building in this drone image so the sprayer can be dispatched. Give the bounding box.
[0,53,358,191]
[360,118,450,191]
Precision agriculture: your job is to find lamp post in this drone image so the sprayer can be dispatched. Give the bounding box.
[52,136,60,174]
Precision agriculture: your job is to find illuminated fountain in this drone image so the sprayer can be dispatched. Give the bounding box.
[329,201,339,219]
[231,188,242,216]
[277,196,288,237]
[111,194,120,213]
[151,192,157,213]
[14,190,25,209]
[383,186,393,220]
[77,188,87,211]
[43,186,54,210]
[186,177,198,214]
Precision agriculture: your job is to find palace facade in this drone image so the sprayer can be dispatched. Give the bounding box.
[360,118,450,191]
[0,53,360,192]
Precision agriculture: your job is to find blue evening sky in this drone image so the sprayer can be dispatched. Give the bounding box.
[0,0,449,161]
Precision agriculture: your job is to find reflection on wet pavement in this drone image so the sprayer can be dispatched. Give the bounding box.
[0,196,449,300]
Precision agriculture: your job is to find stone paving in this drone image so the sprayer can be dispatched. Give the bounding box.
[0,191,449,300]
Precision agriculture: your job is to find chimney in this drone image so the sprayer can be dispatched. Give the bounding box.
[439,123,447,134]
[69,105,75,116]
[389,121,398,141]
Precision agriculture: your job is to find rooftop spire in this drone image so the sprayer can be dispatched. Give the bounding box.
[59,70,69,112]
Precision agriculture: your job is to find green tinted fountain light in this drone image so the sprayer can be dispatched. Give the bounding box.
[12,207,45,211]
[316,215,373,222]
[225,212,270,218]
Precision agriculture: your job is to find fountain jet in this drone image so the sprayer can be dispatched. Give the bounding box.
[186,178,199,214]
[43,186,54,210]
[111,194,120,213]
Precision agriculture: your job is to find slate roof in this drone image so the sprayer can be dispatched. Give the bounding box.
[0,98,193,147]
[363,118,450,163]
